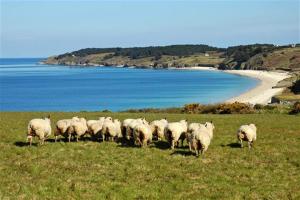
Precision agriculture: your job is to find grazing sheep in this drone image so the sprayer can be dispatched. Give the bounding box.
[101,119,122,141]
[191,122,215,156]
[67,118,88,142]
[122,118,135,137]
[55,116,79,142]
[125,118,148,141]
[150,118,168,140]
[164,120,188,149]
[237,124,257,149]
[187,122,205,151]
[27,115,51,145]
[133,123,152,147]
[89,117,112,140]
[87,118,101,133]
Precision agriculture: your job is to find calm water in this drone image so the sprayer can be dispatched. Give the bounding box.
[0,58,258,111]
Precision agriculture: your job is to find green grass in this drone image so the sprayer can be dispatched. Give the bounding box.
[0,112,299,199]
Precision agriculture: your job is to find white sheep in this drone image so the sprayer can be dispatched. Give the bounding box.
[89,117,112,140]
[87,119,101,133]
[125,118,148,141]
[55,116,79,142]
[150,118,168,140]
[237,124,257,149]
[27,115,51,145]
[133,122,152,147]
[191,122,215,156]
[67,117,88,142]
[164,120,188,149]
[187,122,205,151]
[122,118,134,136]
[101,119,122,141]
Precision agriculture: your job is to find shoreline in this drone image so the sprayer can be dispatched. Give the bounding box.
[224,70,290,105]
[181,67,291,105]
[185,68,289,105]
[41,62,290,105]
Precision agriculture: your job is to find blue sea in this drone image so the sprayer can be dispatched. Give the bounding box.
[0,58,258,111]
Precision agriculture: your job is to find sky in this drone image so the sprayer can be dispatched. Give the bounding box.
[0,0,299,58]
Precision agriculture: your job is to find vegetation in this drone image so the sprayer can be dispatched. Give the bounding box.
[0,112,299,199]
[290,102,300,114]
[44,44,300,72]
[57,45,223,59]
[124,102,295,115]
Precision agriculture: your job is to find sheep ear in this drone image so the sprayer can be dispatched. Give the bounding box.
[47,114,51,119]
[164,117,167,120]
[210,120,213,124]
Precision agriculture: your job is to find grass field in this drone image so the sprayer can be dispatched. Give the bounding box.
[0,112,299,199]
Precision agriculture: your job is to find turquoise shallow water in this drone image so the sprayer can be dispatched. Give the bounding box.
[0,58,258,111]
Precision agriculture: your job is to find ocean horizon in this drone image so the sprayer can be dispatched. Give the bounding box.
[0,58,258,111]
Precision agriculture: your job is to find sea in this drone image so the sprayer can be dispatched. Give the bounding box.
[0,58,258,111]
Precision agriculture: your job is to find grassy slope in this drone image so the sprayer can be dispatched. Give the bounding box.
[45,52,224,67]
[0,112,299,199]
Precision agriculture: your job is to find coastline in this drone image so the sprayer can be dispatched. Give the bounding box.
[181,67,290,105]
[41,62,290,105]
[224,70,290,105]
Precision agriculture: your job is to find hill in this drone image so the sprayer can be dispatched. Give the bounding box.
[43,44,300,71]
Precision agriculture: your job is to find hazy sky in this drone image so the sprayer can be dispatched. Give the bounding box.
[1,0,299,57]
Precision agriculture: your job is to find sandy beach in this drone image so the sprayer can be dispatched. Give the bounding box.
[225,70,290,105]
[183,67,290,105]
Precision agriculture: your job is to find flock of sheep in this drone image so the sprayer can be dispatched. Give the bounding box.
[27,115,257,156]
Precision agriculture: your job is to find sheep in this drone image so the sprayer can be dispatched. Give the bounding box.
[89,117,113,140]
[67,117,88,142]
[125,118,148,141]
[133,122,152,147]
[55,116,79,142]
[164,120,188,149]
[87,118,102,133]
[191,122,215,156]
[122,118,135,137]
[150,118,168,140]
[101,119,122,142]
[187,122,205,151]
[27,115,51,145]
[237,124,257,149]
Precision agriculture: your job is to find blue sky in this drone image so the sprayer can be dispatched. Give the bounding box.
[1,0,299,57]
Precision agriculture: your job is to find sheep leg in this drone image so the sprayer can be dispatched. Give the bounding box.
[195,149,199,157]
[28,137,33,146]
[240,139,243,148]
[68,134,72,143]
[248,141,252,149]
[188,142,192,151]
[76,135,79,142]
[55,136,58,142]
[171,140,175,149]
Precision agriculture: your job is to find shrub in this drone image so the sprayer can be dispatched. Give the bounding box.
[290,102,300,114]
[263,105,277,110]
[183,102,254,114]
[254,104,264,110]
[183,103,203,114]
[216,102,254,114]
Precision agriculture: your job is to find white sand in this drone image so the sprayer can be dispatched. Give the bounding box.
[225,70,290,105]
[183,67,290,105]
